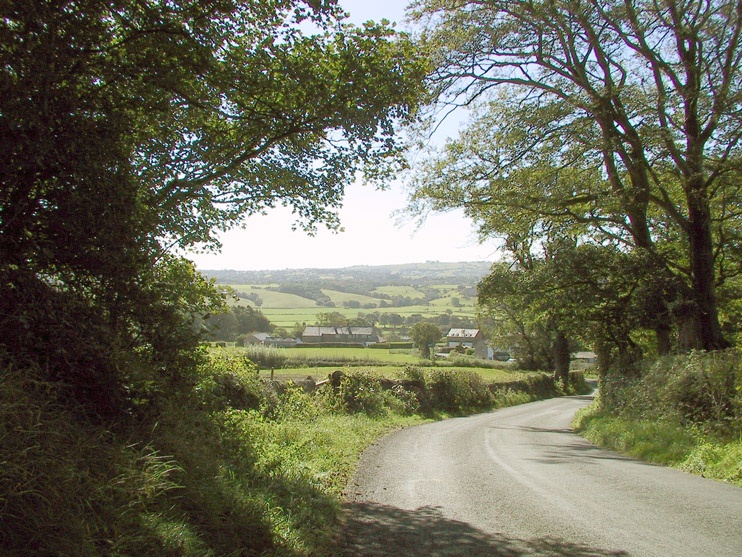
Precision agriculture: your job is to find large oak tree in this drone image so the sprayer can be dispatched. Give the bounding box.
[408,0,742,352]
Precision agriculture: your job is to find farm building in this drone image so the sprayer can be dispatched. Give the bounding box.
[446,328,488,359]
[570,351,598,370]
[301,326,380,346]
[242,332,300,348]
[243,332,271,345]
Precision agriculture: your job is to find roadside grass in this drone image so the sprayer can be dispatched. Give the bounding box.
[573,404,697,464]
[1,348,580,555]
[573,350,742,487]
[574,403,742,486]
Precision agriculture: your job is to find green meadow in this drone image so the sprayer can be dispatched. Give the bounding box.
[225,283,479,328]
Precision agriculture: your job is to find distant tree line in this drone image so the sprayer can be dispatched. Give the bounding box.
[204,306,272,342]
[314,311,477,332]
[270,284,334,307]
[233,291,263,306]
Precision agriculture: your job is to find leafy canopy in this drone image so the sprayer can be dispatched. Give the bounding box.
[0,0,427,415]
[407,0,742,352]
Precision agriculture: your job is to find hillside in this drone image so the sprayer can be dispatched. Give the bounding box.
[203,261,493,287]
[202,262,493,330]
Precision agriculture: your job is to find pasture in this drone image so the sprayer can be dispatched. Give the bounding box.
[218,345,525,384]
[225,283,479,329]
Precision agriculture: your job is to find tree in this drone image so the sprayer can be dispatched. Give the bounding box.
[205,305,273,341]
[478,238,669,378]
[316,312,348,327]
[0,0,425,415]
[409,0,742,351]
[410,321,443,358]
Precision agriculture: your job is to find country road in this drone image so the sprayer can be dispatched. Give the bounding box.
[338,394,742,556]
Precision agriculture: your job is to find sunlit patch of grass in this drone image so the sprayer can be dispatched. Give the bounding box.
[574,402,695,464]
[681,437,742,485]
[574,401,742,486]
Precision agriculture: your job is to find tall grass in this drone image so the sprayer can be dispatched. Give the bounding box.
[2,348,575,555]
[0,367,189,556]
[574,350,742,485]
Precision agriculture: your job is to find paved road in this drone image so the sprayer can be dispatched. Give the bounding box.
[339,394,742,556]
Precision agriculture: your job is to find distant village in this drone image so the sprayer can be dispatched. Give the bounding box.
[243,326,503,361]
[239,326,598,366]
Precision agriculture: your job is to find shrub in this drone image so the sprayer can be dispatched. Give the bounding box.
[325,370,394,417]
[603,350,741,438]
[428,369,496,414]
[193,350,266,412]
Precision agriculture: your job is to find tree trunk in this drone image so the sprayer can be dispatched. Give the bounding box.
[553,330,570,388]
[655,323,672,355]
[687,183,729,351]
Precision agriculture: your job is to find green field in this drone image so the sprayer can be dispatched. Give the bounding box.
[228,285,319,308]
[321,288,380,307]
[370,285,426,298]
[224,283,479,329]
[219,345,523,382]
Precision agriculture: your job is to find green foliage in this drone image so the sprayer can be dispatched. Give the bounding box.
[427,369,495,414]
[1,0,426,419]
[409,321,443,358]
[205,305,273,342]
[410,0,742,352]
[576,410,698,465]
[576,402,742,486]
[0,364,198,556]
[681,439,742,485]
[400,365,537,415]
[324,371,403,417]
[601,350,742,438]
[575,350,742,485]
[241,344,291,370]
[192,350,265,412]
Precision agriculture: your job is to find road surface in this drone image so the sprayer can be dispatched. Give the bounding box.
[338,394,742,556]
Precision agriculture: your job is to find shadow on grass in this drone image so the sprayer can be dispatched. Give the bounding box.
[336,502,628,557]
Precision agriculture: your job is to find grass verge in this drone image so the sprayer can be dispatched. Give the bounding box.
[574,398,742,486]
[2,350,582,555]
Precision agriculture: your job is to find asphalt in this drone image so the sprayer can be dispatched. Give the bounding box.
[338,394,742,556]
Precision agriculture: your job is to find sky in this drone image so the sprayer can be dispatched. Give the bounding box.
[187,0,499,272]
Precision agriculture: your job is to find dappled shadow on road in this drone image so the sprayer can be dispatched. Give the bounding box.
[336,502,628,556]
[486,423,638,465]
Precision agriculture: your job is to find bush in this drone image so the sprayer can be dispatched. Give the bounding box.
[325,371,397,417]
[193,350,266,412]
[576,350,742,485]
[429,369,496,414]
[602,350,741,438]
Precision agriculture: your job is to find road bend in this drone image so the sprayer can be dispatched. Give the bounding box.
[338,394,742,556]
